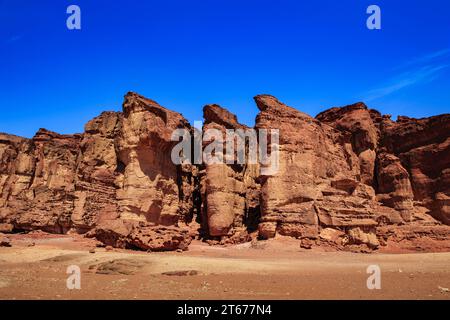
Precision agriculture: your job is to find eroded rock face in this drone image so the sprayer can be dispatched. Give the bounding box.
[380,114,450,224]
[201,104,260,239]
[0,129,81,233]
[0,92,449,252]
[316,102,380,186]
[73,111,121,233]
[0,92,197,251]
[116,92,194,226]
[375,152,414,220]
[255,96,379,242]
[255,95,449,251]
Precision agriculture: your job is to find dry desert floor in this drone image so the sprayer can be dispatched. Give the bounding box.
[0,232,449,300]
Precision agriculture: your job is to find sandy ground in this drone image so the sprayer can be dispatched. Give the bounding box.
[0,233,449,300]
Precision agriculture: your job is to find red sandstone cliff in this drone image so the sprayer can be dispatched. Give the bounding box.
[0,92,449,252]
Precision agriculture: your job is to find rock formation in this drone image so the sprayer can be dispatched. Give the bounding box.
[0,92,449,252]
[0,93,195,251]
[200,104,259,243]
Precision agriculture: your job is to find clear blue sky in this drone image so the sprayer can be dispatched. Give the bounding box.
[1,0,449,138]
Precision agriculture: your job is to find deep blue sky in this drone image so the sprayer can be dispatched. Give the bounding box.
[1,0,449,137]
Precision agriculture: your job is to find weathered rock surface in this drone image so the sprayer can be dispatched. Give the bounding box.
[0,92,196,251]
[380,114,450,225]
[72,111,121,233]
[0,129,81,233]
[255,96,379,243]
[201,104,260,239]
[255,95,449,251]
[0,233,11,247]
[0,92,448,252]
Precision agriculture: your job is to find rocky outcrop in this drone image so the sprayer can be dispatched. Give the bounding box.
[380,114,450,225]
[255,95,326,240]
[0,129,81,233]
[72,111,121,233]
[255,96,449,251]
[316,102,380,186]
[0,92,449,252]
[375,152,414,220]
[255,96,381,244]
[115,93,195,226]
[0,92,196,251]
[200,104,259,240]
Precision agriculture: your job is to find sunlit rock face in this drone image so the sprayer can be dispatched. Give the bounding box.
[0,92,449,252]
[201,104,260,240]
[255,96,379,241]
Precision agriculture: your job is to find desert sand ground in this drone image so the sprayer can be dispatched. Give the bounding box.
[0,233,449,300]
